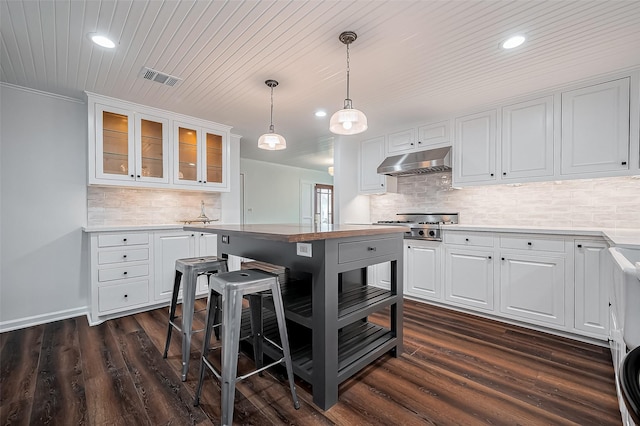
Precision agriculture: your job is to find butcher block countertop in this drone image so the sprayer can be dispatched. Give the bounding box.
[183,223,404,243]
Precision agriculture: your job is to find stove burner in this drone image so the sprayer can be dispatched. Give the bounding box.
[375,213,459,241]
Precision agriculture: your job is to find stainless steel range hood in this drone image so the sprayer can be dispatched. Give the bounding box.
[377,146,452,176]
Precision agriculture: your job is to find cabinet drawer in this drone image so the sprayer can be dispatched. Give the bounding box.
[98,248,149,265]
[98,233,149,248]
[338,237,400,264]
[500,236,564,252]
[444,231,494,247]
[98,264,149,282]
[98,280,149,313]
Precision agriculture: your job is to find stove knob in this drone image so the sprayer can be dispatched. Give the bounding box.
[428,230,436,237]
[418,230,424,236]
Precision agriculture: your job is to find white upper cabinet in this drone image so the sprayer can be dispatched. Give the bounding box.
[418,121,450,148]
[453,109,497,185]
[386,129,416,155]
[561,77,630,175]
[173,120,229,191]
[93,103,170,185]
[359,136,397,194]
[87,92,231,191]
[386,121,450,155]
[501,96,554,181]
[450,72,637,187]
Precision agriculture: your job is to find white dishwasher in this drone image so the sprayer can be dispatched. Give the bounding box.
[608,246,640,426]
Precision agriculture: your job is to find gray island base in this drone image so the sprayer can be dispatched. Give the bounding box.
[184,223,404,410]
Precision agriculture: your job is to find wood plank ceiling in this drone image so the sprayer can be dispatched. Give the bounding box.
[2,0,640,171]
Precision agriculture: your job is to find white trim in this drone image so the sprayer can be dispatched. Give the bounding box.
[0,306,89,333]
[0,82,85,104]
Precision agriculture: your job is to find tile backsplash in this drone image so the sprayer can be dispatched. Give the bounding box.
[88,186,221,226]
[370,174,640,229]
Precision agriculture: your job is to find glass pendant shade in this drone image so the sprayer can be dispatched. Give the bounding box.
[329,100,368,135]
[258,132,286,150]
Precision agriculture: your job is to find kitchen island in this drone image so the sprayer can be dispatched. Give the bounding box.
[183,223,405,410]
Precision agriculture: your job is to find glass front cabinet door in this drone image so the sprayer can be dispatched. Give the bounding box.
[173,120,228,190]
[93,103,169,185]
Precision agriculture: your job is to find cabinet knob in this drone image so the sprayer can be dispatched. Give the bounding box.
[123,238,127,242]
[124,294,128,298]
[501,257,505,261]
[410,142,414,146]
[527,242,532,246]
[503,172,506,176]
[490,173,494,177]
[123,271,128,275]
[130,174,134,178]
[203,181,207,184]
[417,141,422,144]
[367,246,377,251]
[622,161,627,165]
[407,246,411,249]
[381,183,384,187]
[198,180,202,183]
[137,175,141,178]
[191,234,195,237]
[465,238,469,242]
[488,256,492,260]
[577,244,582,248]
[123,254,127,258]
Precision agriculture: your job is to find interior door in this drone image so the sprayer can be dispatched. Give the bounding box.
[300,180,313,225]
[315,184,334,225]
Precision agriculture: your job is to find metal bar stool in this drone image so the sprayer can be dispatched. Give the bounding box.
[163,256,228,381]
[194,269,300,426]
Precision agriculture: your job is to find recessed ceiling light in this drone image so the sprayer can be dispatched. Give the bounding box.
[88,33,115,49]
[315,110,327,117]
[502,35,525,49]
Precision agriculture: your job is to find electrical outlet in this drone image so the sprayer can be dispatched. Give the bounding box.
[221,235,229,244]
[296,242,312,257]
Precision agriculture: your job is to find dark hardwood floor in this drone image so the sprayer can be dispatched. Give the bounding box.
[1,299,620,425]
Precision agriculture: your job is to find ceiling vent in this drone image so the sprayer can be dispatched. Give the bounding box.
[139,67,182,87]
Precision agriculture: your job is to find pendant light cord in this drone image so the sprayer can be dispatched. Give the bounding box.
[269,85,275,133]
[345,41,351,101]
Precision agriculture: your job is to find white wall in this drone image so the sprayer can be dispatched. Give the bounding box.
[240,158,333,224]
[1,84,88,331]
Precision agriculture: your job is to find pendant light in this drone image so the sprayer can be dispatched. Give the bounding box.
[258,79,286,150]
[330,31,368,135]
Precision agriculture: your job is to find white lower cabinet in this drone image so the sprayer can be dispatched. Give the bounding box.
[153,230,220,301]
[405,240,442,301]
[444,247,494,311]
[367,262,392,290]
[90,230,152,320]
[153,231,197,301]
[499,252,566,327]
[574,239,609,337]
[88,228,218,324]
[431,230,608,341]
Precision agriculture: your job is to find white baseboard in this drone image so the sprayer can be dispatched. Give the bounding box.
[0,306,89,333]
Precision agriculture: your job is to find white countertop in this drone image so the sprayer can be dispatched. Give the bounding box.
[83,223,640,248]
[83,224,188,233]
[445,224,640,248]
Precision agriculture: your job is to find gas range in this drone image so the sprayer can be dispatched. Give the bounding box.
[375,213,459,241]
